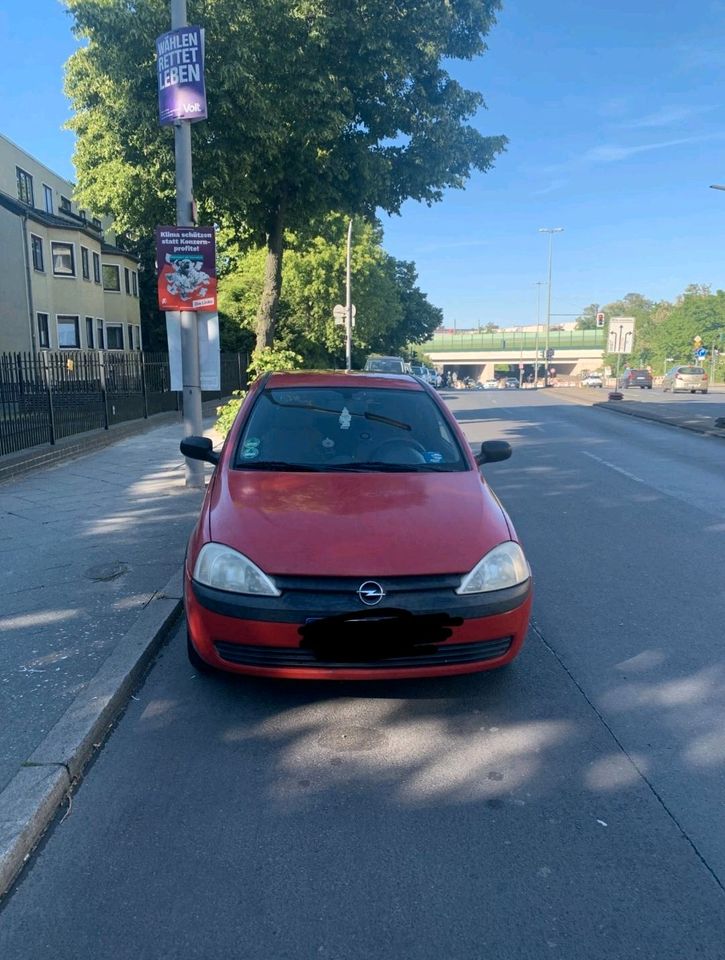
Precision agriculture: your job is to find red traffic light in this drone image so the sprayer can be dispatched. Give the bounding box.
[596,312,605,328]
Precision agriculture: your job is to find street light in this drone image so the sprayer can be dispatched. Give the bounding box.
[533,281,545,388]
[539,227,564,387]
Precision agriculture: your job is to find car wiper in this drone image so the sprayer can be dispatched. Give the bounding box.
[236,460,324,472]
[332,461,456,473]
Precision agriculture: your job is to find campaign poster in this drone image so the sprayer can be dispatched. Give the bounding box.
[155,226,217,311]
[156,26,207,125]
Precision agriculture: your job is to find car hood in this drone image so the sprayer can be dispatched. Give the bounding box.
[208,468,512,577]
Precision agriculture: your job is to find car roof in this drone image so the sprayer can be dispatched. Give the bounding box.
[264,370,425,391]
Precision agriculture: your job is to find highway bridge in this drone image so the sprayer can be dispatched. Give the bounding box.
[423,329,606,381]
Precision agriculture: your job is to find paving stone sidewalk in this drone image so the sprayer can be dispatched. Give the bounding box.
[0,419,215,795]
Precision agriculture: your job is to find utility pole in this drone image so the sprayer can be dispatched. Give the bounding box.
[345,219,353,371]
[539,228,564,388]
[172,0,204,487]
[533,281,545,388]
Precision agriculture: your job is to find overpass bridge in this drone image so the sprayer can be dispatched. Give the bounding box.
[423,329,606,381]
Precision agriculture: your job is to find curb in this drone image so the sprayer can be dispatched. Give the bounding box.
[0,570,185,900]
[552,389,725,440]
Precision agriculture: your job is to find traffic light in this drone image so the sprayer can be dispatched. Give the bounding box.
[596,312,605,328]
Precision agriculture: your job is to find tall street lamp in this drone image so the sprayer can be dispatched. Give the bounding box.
[533,281,545,388]
[539,227,564,388]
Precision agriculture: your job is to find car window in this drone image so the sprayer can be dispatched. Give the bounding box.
[678,366,704,375]
[364,358,405,373]
[235,386,467,472]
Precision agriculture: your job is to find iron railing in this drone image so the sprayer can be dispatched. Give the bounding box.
[0,349,248,457]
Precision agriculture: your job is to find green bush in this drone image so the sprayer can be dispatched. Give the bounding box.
[215,390,247,438]
[214,347,305,438]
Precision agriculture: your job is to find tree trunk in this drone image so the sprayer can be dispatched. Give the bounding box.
[255,201,286,351]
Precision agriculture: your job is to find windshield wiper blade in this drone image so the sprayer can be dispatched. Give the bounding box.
[237,460,323,472]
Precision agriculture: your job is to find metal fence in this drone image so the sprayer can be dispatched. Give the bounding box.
[0,350,248,457]
[426,329,606,352]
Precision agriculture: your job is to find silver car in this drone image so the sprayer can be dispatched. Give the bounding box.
[662,365,708,394]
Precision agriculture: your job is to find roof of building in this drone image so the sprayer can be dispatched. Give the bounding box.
[0,190,139,261]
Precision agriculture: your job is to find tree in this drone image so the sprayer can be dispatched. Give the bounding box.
[218,215,442,367]
[65,0,506,350]
[575,304,599,330]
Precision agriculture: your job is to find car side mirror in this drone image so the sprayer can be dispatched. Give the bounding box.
[180,436,219,465]
[476,440,512,466]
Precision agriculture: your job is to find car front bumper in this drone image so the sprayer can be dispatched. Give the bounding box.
[185,572,533,680]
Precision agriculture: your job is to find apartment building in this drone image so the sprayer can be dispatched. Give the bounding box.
[0,132,143,354]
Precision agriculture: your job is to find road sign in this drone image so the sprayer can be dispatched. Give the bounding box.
[697,347,707,358]
[333,304,356,326]
[607,317,635,354]
[694,335,703,344]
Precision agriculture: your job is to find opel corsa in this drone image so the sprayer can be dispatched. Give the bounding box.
[182,372,532,680]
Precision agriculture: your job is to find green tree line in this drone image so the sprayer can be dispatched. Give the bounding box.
[577,287,725,375]
[64,0,505,353]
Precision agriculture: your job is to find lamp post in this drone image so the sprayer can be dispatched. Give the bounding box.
[345,218,353,371]
[533,281,545,387]
[539,227,564,388]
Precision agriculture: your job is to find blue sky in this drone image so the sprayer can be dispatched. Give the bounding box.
[3,0,725,328]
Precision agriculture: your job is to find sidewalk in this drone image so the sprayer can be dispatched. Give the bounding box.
[0,416,218,892]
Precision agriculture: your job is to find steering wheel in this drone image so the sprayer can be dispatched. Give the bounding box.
[368,437,427,463]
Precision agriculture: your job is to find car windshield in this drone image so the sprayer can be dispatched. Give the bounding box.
[678,366,704,375]
[365,359,405,373]
[235,386,467,472]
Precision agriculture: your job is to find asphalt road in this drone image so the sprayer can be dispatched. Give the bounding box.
[2,389,725,959]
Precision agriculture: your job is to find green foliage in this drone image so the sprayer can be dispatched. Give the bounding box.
[215,390,246,438]
[217,215,442,368]
[580,288,725,377]
[64,0,506,347]
[248,347,305,378]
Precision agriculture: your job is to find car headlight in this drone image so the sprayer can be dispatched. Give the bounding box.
[456,541,530,594]
[193,542,280,596]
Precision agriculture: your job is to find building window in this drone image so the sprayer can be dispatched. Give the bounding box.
[30,235,44,272]
[96,320,105,350]
[85,317,94,349]
[92,251,101,284]
[16,167,34,206]
[124,267,131,294]
[92,217,102,231]
[80,246,90,280]
[134,326,142,350]
[37,313,50,349]
[80,210,87,221]
[43,184,53,214]
[60,195,71,213]
[102,263,120,291]
[132,271,138,297]
[106,324,124,350]
[51,242,75,276]
[57,315,80,349]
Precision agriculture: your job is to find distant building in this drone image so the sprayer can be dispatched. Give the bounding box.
[0,132,142,353]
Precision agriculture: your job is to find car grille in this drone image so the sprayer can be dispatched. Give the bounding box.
[213,638,512,670]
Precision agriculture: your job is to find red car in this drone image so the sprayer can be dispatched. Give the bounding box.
[182,371,532,680]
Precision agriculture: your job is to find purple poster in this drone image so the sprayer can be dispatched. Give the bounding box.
[156,26,207,125]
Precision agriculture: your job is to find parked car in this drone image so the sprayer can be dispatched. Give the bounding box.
[662,365,708,394]
[182,371,532,680]
[505,378,520,389]
[582,373,603,387]
[482,379,499,390]
[622,368,653,389]
[364,356,408,374]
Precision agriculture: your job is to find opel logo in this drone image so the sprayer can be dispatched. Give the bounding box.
[357,580,385,606]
